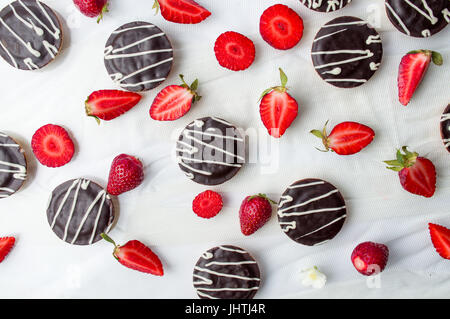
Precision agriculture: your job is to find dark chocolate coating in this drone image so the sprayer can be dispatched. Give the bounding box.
[104,21,173,92]
[441,104,450,152]
[0,132,27,199]
[385,0,449,38]
[277,178,347,246]
[0,0,62,70]
[311,16,383,88]
[176,117,245,186]
[46,179,115,245]
[193,245,261,299]
[300,0,352,12]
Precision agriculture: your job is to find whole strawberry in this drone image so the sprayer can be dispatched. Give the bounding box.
[239,194,275,236]
[311,121,375,155]
[398,50,443,106]
[351,242,389,276]
[150,75,201,121]
[107,154,144,196]
[259,68,298,138]
[101,233,164,276]
[384,146,436,198]
[73,0,109,22]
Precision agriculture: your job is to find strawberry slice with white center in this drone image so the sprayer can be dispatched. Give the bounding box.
[259,68,298,138]
[429,223,450,260]
[311,121,375,155]
[150,74,201,121]
[85,90,142,123]
[398,50,443,106]
[153,0,211,24]
[101,233,164,276]
[384,146,436,198]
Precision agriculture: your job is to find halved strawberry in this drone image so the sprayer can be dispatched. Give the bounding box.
[101,233,164,276]
[31,124,75,168]
[259,4,304,50]
[153,0,211,24]
[259,68,298,138]
[398,50,443,106]
[311,121,375,155]
[0,237,15,263]
[429,223,450,260]
[384,146,436,198]
[214,31,256,71]
[85,90,142,123]
[150,74,201,121]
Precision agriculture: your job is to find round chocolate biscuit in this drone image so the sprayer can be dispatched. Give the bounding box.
[385,0,449,38]
[176,117,245,186]
[277,178,347,246]
[47,179,115,245]
[0,132,27,199]
[300,0,352,12]
[0,0,62,70]
[104,21,173,92]
[193,245,261,299]
[441,104,450,152]
[311,16,383,88]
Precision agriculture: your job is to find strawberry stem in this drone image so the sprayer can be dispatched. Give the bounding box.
[96,3,109,23]
[384,146,418,171]
[310,121,330,152]
[152,0,160,15]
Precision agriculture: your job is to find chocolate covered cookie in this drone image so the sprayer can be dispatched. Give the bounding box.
[176,117,245,185]
[0,132,26,199]
[0,0,62,70]
[47,179,115,245]
[300,0,352,12]
[385,0,449,38]
[104,21,173,92]
[277,178,347,246]
[311,16,383,88]
[193,245,261,299]
[441,104,450,152]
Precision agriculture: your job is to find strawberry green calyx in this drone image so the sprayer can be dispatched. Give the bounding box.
[384,146,419,172]
[310,120,331,152]
[407,50,443,66]
[248,193,277,205]
[259,68,289,101]
[152,0,160,15]
[96,3,109,24]
[101,233,120,260]
[179,74,202,102]
[85,98,101,125]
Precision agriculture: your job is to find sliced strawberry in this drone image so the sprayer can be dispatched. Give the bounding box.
[154,0,211,24]
[259,4,304,50]
[101,233,164,276]
[85,90,142,123]
[259,68,298,138]
[398,50,443,106]
[0,237,15,263]
[150,75,201,121]
[311,121,375,155]
[384,146,436,198]
[192,190,223,219]
[31,124,75,168]
[214,31,255,71]
[429,223,450,260]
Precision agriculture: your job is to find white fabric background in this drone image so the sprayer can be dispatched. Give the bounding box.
[0,0,449,299]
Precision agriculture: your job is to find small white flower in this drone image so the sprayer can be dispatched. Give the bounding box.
[299,266,327,289]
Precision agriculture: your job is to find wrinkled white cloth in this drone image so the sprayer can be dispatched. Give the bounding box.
[0,0,449,299]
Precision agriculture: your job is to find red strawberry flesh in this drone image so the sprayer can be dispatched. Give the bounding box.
[328,122,375,155]
[150,85,194,121]
[260,91,298,138]
[214,31,255,71]
[398,51,431,106]
[399,157,436,198]
[192,190,223,219]
[31,124,75,168]
[259,4,304,50]
[0,237,15,263]
[86,90,141,122]
[429,223,450,260]
[156,0,211,24]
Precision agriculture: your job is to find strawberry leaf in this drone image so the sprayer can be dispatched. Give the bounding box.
[310,129,324,139]
[431,51,443,66]
[279,68,288,88]
[152,0,160,15]
[190,79,199,91]
[386,166,403,172]
[383,160,401,166]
